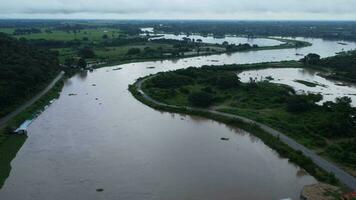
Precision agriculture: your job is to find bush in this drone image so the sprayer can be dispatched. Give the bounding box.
[286,96,312,113]
[188,91,214,107]
[215,74,240,89]
[126,48,141,55]
[79,47,95,58]
[150,73,194,89]
[77,58,87,68]
[301,53,321,65]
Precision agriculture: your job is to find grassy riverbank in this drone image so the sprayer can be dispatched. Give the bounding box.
[0,79,64,188]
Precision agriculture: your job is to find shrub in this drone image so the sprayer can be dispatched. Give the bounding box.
[215,74,240,89]
[188,91,214,107]
[150,73,194,89]
[301,53,321,65]
[126,48,141,55]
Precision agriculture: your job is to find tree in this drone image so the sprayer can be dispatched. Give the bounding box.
[102,34,108,40]
[0,33,60,117]
[79,47,95,59]
[215,74,240,89]
[188,91,214,107]
[286,96,312,113]
[301,53,321,65]
[77,58,87,69]
[126,48,141,55]
[64,57,75,67]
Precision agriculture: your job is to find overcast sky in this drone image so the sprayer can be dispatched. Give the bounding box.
[1,0,356,20]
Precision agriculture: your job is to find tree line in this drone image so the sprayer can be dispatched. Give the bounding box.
[0,33,60,117]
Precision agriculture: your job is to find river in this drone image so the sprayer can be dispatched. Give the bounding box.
[1,37,355,200]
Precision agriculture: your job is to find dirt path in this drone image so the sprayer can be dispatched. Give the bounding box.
[0,71,64,129]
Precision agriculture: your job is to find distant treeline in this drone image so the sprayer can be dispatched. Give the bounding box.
[152,21,356,41]
[0,33,60,117]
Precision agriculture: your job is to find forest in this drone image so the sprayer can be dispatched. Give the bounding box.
[0,33,60,117]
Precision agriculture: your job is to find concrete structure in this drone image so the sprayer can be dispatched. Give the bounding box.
[14,120,32,135]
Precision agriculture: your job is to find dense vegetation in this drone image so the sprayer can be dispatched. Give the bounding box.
[142,62,356,175]
[0,33,60,117]
[315,51,356,82]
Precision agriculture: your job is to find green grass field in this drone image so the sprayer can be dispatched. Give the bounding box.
[0,28,121,42]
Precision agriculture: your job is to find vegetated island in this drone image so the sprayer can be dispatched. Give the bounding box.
[130,52,356,195]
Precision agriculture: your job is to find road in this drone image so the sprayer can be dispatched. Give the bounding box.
[0,71,65,129]
[136,76,356,190]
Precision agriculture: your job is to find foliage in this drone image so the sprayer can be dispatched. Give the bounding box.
[77,58,87,68]
[79,47,95,58]
[325,139,356,168]
[286,94,321,113]
[149,73,194,89]
[0,33,60,117]
[126,48,141,55]
[188,91,214,107]
[301,53,321,65]
[317,51,356,82]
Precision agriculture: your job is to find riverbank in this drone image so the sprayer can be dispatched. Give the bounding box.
[0,77,65,188]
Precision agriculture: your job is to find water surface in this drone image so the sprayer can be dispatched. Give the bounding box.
[238,68,356,106]
[148,33,284,47]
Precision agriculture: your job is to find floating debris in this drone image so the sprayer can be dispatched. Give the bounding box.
[96,188,104,192]
[68,93,77,96]
[113,67,122,71]
[220,137,230,141]
[335,83,349,86]
[146,66,155,69]
[92,84,96,86]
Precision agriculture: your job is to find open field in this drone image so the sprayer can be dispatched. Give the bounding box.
[0,28,121,42]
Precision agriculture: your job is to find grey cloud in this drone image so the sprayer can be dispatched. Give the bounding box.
[1,0,356,19]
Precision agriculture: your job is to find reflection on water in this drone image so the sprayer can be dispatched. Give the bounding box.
[238,68,356,106]
[1,37,356,200]
[78,70,88,80]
